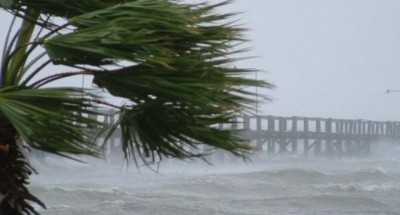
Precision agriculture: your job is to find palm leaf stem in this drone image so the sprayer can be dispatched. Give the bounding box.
[1,29,21,85]
[3,17,70,87]
[6,9,39,86]
[0,15,17,87]
[1,40,41,85]
[28,71,95,88]
[5,9,56,32]
[2,19,71,86]
[20,51,48,77]
[37,22,71,41]
[20,59,52,86]
[1,15,17,69]
[32,15,50,42]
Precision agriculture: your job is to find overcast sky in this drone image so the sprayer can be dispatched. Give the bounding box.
[233,0,400,121]
[1,1,400,121]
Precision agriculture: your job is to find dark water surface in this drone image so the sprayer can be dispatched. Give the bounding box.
[31,146,400,215]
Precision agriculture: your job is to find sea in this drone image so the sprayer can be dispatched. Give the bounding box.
[30,142,400,215]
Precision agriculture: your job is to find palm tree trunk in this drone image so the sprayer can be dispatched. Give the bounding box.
[0,118,44,215]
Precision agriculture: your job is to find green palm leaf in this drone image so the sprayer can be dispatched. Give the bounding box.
[0,0,273,214]
[1,0,128,17]
[43,0,241,66]
[112,101,250,164]
[93,59,267,107]
[0,87,104,158]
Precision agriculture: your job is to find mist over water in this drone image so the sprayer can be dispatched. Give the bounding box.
[29,141,400,215]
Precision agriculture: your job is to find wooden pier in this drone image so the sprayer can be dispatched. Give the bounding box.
[221,115,400,157]
[94,114,400,158]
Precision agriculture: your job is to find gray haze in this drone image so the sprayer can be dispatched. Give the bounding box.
[2,3,400,215]
[1,1,400,120]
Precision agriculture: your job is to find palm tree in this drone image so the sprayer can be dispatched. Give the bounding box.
[0,0,271,214]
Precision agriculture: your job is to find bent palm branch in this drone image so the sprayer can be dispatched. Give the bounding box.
[0,0,273,214]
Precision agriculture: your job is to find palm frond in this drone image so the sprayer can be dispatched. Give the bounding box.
[93,57,268,110]
[0,87,105,158]
[1,0,129,18]
[0,1,274,214]
[107,101,251,164]
[96,55,271,163]
[43,0,243,66]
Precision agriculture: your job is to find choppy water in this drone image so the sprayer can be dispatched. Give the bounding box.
[31,144,400,215]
